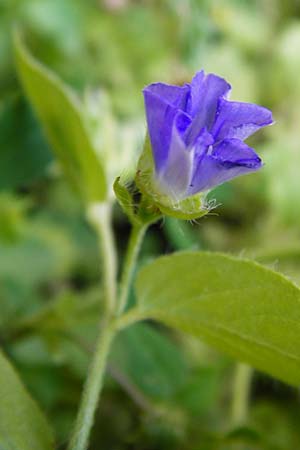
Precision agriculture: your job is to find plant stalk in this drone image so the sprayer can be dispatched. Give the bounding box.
[118,223,147,315]
[69,206,149,450]
[231,363,253,426]
[68,319,116,450]
[68,202,118,450]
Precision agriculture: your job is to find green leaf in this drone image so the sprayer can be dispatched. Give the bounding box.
[0,350,54,450]
[133,252,300,386]
[255,245,300,286]
[13,30,107,203]
[110,323,187,399]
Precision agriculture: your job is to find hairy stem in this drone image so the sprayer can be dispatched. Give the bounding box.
[118,223,147,315]
[68,319,116,450]
[115,307,147,331]
[68,202,118,450]
[231,363,253,426]
[69,206,149,450]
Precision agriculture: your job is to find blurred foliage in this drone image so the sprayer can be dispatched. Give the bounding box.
[1,0,300,449]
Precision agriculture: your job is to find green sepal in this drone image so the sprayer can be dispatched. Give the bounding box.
[135,136,208,220]
[138,192,163,225]
[113,176,137,224]
[114,176,162,226]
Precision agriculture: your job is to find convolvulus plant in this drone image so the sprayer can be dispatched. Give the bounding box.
[5,30,300,450]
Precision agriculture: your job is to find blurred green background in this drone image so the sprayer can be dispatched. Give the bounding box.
[1,0,300,449]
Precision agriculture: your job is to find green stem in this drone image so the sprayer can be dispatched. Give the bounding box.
[68,202,118,450]
[231,363,253,426]
[117,223,147,315]
[87,202,117,314]
[115,307,147,331]
[68,319,116,450]
[68,208,148,450]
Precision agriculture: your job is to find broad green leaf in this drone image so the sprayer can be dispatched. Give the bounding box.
[0,350,54,450]
[133,252,300,386]
[14,31,107,203]
[255,245,300,285]
[110,323,187,399]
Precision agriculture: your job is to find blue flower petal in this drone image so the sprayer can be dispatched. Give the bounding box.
[144,82,190,110]
[158,120,194,199]
[211,98,273,142]
[143,91,177,172]
[143,84,190,172]
[184,71,231,146]
[212,138,262,167]
[187,138,262,195]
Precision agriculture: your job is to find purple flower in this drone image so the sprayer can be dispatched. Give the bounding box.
[143,70,273,200]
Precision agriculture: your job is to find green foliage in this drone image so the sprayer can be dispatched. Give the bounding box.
[134,252,300,386]
[14,31,107,203]
[0,216,74,288]
[0,349,54,450]
[0,193,29,242]
[16,285,103,338]
[0,96,52,190]
[110,323,187,399]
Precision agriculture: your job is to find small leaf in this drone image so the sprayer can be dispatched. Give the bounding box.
[133,252,300,386]
[14,30,107,203]
[113,177,137,224]
[0,350,54,450]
